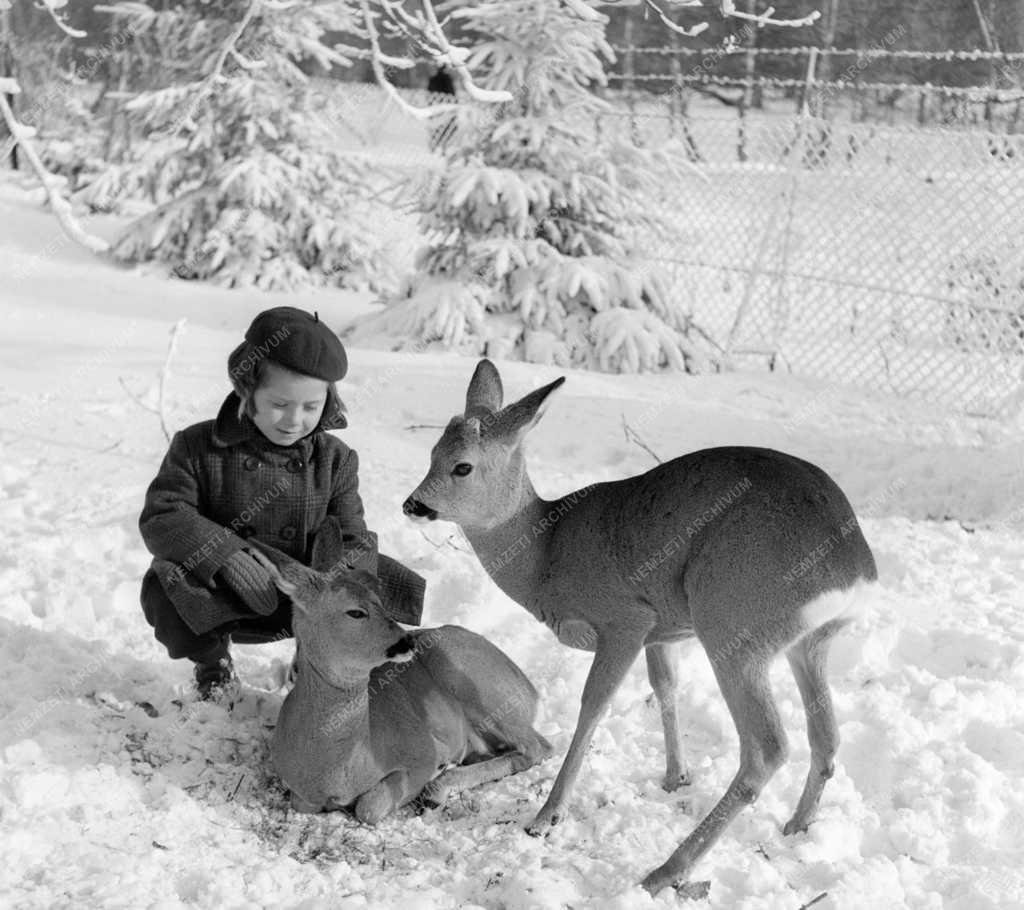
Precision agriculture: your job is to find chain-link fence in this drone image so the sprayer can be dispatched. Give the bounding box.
[303,77,1024,417]
[594,90,1024,418]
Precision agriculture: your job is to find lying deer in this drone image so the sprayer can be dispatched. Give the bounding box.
[252,549,551,822]
[403,359,877,895]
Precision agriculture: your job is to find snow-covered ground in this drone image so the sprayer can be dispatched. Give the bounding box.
[2,177,1024,910]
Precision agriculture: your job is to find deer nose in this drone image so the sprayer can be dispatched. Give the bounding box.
[385,635,415,661]
[403,497,438,520]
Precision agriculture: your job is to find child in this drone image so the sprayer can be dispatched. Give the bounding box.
[139,306,424,698]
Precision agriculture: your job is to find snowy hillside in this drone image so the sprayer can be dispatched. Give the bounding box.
[2,178,1024,910]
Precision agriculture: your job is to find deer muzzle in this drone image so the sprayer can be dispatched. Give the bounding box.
[385,635,416,662]
[402,497,438,521]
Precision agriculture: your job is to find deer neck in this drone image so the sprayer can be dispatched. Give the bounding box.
[286,658,371,747]
[461,471,554,607]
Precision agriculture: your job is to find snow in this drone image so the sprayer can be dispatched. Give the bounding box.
[2,176,1024,910]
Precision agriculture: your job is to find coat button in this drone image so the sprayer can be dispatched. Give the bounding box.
[286,457,303,473]
[244,456,259,471]
[280,525,297,541]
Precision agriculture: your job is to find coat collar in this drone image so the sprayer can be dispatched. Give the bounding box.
[211,393,346,450]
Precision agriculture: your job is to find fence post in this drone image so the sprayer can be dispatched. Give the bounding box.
[737,0,758,162]
[727,50,818,361]
[623,18,635,94]
[669,29,681,138]
[801,45,819,118]
[624,18,641,146]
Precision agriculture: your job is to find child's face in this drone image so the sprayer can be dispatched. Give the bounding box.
[251,363,329,446]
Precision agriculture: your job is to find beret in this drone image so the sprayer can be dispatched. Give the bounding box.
[243,307,347,382]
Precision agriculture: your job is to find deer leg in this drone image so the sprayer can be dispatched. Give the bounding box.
[354,769,418,825]
[783,627,841,835]
[641,659,787,895]
[288,792,323,813]
[422,745,545,807]
[645,642,689,791]
[527,635,645,833]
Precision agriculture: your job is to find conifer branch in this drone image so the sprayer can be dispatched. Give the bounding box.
[229,47,267,71]
[174,0,262,135]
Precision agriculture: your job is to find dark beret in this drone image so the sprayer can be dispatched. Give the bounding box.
[244,307,347,382]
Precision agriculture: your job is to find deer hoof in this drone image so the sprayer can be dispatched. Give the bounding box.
[661,769,691,792]
[510,751,540,773]
[354,790,393,825]
[641,867,710,900]
[525,808,561,835]
[674,880,712,901]
[420,780,451,808]
[783,816,809,837]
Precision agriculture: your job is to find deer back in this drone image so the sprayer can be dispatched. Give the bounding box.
[404,361,877,653]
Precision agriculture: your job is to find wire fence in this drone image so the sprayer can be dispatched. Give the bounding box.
[592,85,1024,418]
[12,62,1021,418]
[610,43,1024,132]
[313,76,1024,418]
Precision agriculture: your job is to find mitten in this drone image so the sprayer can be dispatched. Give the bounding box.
[218,550,278,615]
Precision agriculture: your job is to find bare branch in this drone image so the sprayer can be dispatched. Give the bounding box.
[120,318,186,443]
[421,0,513,103]
[0,84,109,254]
[118,376,154,412]
[418,528,472,553]
[38,0,88,38]
[639,0,709,37]
[560,0,605,20]
[360,0,460,121]
[158,319,187,442]
[380,0,429,37]
[622,416,663,464]
[719,0,821,28]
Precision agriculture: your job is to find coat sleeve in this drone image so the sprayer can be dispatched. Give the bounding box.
[139,431,247,586]
[308,447,380,576]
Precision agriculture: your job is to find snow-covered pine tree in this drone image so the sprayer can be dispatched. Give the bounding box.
[356,0,704,373]
[88,0,389,291]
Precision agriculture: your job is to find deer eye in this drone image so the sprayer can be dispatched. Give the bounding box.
[345,609,368,619]
[452,463,473,477]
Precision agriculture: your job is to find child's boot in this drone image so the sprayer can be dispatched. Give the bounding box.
[191,637,235,700]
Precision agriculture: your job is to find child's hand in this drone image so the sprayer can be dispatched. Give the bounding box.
[218,550,278,615]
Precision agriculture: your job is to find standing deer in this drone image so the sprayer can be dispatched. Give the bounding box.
[252,549,551,821]
[403,359,877,895]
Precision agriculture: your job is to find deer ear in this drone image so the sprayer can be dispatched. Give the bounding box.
[491,376,565,443]
[248,543,313,598]
[465,359,503,419]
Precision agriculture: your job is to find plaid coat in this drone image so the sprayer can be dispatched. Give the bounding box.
[139,393,424,635]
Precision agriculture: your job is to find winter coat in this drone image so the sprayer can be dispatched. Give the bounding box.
[139,393,424,635]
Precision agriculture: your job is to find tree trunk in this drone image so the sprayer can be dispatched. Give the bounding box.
[0,8,18,170]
